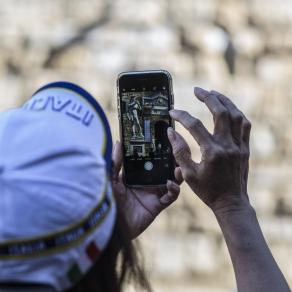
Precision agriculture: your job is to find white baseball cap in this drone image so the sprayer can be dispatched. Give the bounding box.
[0,82,116,291]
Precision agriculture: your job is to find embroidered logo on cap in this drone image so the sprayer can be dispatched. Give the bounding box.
[23,95,95,127]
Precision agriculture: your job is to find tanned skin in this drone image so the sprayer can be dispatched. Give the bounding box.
[166,87,291,292]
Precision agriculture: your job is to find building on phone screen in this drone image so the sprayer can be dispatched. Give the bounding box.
[122,91,171,158]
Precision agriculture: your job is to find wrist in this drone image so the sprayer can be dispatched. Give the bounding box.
[210,194,252,218]
[214,198,262,252]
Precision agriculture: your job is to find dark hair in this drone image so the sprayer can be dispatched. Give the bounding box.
[68,206,152,292]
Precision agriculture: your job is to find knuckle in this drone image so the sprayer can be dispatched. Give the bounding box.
[233,112,243,123]
[173,144,188,160]
[216,108,229,120]
[226,147,241,158]
[180,110,189,120]
[208,146,225,162]
[242,149,250,159]
[175,110,188,122]
[208,145,242,162]
[186,117,201,130]
[243,119,252,130]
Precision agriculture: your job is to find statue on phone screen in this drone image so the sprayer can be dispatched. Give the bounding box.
[127,96,144,139]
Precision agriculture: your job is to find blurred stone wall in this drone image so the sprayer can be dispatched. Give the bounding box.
[1,0,292,291]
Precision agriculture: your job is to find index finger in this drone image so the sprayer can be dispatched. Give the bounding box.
[169,109,212,146]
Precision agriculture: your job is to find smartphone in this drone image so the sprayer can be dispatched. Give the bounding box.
[117,70,175,186]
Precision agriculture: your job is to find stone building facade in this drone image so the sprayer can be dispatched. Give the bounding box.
[0,0,292,291]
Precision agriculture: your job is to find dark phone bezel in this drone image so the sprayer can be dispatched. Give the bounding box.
[117,70,175,187]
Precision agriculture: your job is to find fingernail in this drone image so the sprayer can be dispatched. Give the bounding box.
[167,127,176,142]
[194,87,209,102]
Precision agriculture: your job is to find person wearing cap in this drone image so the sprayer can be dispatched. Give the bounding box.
[0,82,181,292]
[0,82,290,292]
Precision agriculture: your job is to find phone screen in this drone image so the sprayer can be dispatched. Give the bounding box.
[118,71,175,186]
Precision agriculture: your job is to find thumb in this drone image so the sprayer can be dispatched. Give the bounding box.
[112,141,123,181]
[167,128,194,169]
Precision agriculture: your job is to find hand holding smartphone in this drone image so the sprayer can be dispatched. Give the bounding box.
[117,70,175,186]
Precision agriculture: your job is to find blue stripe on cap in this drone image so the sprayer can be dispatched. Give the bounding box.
[33,81,113,174]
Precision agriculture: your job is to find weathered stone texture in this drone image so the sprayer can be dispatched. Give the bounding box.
[0,0,292,291]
